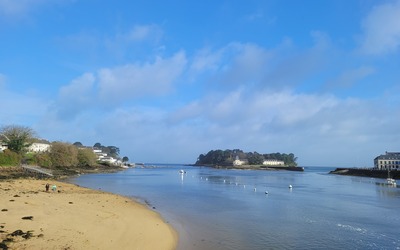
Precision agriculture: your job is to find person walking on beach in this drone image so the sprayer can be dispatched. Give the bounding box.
[52,184,57,192]
[45,183,50,192]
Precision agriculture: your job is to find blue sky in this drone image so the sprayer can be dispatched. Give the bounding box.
[1,0,399,167]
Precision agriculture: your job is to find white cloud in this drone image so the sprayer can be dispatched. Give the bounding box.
[0,87,49,127]
[360,0,400,55]
[326,66,376,89]
[104,24,164,57]
[222,43,272,86]
[190,35,333,92]
[0,0,70,19]
[190,47,224,74]
[0,0,37,16]
[97,51,187,101]
[78,87,400,166]
[190,43,272,88]
[47,52,187,122]
[53,73,96,120]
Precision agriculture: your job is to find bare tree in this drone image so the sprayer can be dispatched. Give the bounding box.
[0,125,36,154]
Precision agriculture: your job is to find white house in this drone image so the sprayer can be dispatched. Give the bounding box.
[28,142,51,153]
[233,155,247,166]
[263,159,285,166]
[0,141,7,152]
[93,149,108,159]
[233,159,246,166]
[93,148,122,166]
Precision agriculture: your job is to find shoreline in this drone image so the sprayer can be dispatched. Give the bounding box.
[0,178,178,250]
[189,164,304,171]
[329,168,399,179]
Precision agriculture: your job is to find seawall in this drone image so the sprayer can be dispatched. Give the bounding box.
[330,168,399,179]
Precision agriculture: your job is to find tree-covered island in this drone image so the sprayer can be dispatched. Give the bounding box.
[195,149,302,171]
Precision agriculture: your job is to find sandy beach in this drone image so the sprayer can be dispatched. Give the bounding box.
[0,179,177,250]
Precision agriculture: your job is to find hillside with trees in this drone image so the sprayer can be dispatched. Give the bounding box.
[196,149,298,167]
[0,125,130,173]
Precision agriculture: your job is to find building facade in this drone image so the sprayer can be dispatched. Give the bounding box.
[0,140,6,152]
[263,159,285,166]
[28,142,51,152]
[374,152,400,170]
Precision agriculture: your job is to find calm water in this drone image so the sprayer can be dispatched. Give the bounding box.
[68,165,400,250]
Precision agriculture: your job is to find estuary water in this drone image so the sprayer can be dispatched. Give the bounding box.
[68,165,400,250]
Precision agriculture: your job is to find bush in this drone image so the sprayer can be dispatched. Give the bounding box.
[77,148,97,167]
[49,142,78,168]
[34,152,52,168]
[24,152,36,165]
[0,149,22,166]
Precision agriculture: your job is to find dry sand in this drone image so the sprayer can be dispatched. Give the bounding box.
[0,179,177,250]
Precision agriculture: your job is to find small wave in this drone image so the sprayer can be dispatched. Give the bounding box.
[337,223,367,234]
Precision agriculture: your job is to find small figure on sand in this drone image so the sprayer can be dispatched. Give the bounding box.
[52,184,57,192]
[45,183,50,192]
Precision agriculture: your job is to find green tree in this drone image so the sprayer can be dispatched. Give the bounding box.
[77,148,97,167]
[0,125,36,154]
[34,152,52,168]
[248,152,264,165]
[196,149,233,166]
[122,156,129,162]
[49,142,78,168]
[73,142,83,147]
[107,146,120,158]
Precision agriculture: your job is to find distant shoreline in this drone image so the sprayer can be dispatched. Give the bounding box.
[329,168,399,179]
[188,164,304,171]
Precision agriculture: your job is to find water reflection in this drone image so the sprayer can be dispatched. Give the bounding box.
[375,181,399,198]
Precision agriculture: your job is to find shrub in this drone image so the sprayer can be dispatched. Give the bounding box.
[77,148,97,167]
[34,152,52,168]
[0,149,22,166]
[49,142,78,168]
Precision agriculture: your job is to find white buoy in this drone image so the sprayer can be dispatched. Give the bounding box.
[265,191,269,194]
[289,185,293,189]
[254,187,257,192]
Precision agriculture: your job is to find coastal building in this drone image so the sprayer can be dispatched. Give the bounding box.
[233,155,247,166]
[374,152,400,170]
[93,148,122,166]
[0,140,50,153]
[93,148,108,160]
[0,140,7,152]
[263,159,285,166]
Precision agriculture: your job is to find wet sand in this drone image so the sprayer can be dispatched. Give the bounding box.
[0,179,177,250]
